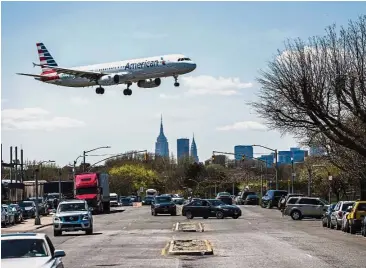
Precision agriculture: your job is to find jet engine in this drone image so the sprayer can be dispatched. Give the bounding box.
[137,78,161,88]
[97,72,128,86]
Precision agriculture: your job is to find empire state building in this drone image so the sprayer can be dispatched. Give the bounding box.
[155,115,169,157]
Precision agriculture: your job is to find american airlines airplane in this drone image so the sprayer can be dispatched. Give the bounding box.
[17,43,197,96]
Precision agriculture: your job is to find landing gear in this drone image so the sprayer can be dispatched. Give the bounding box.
[174,75,180,87]
[95,87,105,94]
[123,82,132,96]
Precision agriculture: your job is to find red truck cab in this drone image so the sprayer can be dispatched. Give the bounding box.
[74,172,110,214]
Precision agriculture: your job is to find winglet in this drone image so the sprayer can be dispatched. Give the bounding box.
[32,62,37,68]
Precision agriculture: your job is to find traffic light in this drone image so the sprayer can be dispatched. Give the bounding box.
[212,154,215,162]
[241,155,245,161]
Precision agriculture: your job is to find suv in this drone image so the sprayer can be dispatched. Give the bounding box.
[151,195,176,216]
[261,190,288,209]
[345,201,366,234]
[53,199,93,236]
[285,197,329,220]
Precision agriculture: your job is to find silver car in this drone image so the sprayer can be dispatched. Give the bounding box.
[285,197,329,220]
[53,199,93,236]
[1,232,66,268]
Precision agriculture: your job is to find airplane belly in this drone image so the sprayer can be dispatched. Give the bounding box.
[62,78,95,87]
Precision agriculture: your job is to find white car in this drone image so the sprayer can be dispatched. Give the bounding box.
[53,199,93,236]
[1,232,66,268]
[1,206,6,226]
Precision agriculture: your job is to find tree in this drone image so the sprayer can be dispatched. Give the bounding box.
[252,15,366,157]
[108,164,158,195]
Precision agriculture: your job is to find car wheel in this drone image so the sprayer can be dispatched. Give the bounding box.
[54,230,62,236]
[266,201,272,209]
[203,216,208,219]
[232,215,239,219]
[216,211,224,219]
[322,218,327,227]
[345,220,350,233]
[185,211,193,219]
[350,223,356,234]
[85,226,93,235]
[291,210,302,220]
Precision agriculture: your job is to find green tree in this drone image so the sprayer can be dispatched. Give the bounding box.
[108,164,158,195]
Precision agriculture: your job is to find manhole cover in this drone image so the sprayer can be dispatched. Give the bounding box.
[163,239,213,256]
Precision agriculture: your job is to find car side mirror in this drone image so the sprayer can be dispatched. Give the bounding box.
[54,250,66,258]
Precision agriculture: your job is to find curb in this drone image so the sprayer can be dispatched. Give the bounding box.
[35,223,53,230]
[161,242,170,255]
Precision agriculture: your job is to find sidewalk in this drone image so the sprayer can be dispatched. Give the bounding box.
[1,216,53,234]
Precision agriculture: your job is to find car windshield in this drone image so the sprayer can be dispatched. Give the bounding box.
[247,195,258,198]
[46,194,59,199]
[342,202,354,211]
[76,187,97,195]
[218,192,230,196]
[1,238,49,258]
[145,197,153,200]
[357,203,366,211]
[209,200,225,206]
[19,202,34,207]
[58,203,86,212]
[155,197,172,203]
[110,196,118,201]
[29,198,43,202]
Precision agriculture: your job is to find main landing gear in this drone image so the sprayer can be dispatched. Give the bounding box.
[123,82,132,96]
[174,76,180,87]
[96,87,105,94]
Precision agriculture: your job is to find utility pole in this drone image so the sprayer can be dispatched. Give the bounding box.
[274,149,278,190]
[291,159,295,193]
[15,146,18,202]
[9,146,13,201]
[307,167,312,197]
[58,169,62,201]
[34,168,41,225]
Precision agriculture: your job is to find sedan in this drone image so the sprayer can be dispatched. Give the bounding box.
[1,232,66,268]
[182,199,242,219]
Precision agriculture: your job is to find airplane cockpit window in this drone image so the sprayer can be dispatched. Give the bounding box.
[178,58,192,62]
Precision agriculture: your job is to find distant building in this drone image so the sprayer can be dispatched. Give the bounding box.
[155,115,169,157]
[258,154,274,168]
[234,145,253,160]
[278,151,292,165]
[177,138,190,160]
[190,134,199,163]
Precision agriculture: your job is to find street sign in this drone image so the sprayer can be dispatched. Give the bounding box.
[292,173,296,177]
[139,187,144,193]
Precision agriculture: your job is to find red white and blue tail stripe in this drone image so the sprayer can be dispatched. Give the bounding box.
[36,42,58,74]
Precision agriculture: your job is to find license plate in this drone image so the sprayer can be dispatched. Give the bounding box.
[234,211,238,214]
[164,209,168,212]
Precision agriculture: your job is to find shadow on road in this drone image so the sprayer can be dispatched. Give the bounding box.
[108,209,125,214]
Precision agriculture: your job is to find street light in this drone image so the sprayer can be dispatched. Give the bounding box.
[252,145,278,190]
[82,146,111,171]
[35,160,55,225]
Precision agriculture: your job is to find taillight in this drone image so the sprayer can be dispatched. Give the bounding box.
[338,211,343,217]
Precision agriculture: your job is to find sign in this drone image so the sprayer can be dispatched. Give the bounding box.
[139,187,144,193]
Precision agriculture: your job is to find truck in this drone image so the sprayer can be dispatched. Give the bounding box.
[109,193,119,207]
[74,172,110,214]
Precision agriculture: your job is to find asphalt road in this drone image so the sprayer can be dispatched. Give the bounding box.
[34,205,366,268]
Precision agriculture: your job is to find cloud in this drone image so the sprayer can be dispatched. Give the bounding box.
[70,96,89,105]
[181,75,253,96]
[216,121,267,131]
[2,107,86,131]
[159,93,180,99]
[132,32,167,39]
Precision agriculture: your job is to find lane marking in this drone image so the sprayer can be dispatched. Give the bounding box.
[306,254,312,258]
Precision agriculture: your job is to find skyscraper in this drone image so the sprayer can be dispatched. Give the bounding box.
[190,134,199,162]
[155,115,169,157]
[177,138,190,159]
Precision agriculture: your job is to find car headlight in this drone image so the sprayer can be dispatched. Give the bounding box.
[82,215,89,220]
[54,217,61,222]
[223,209,229,211]
[155,204,160,207]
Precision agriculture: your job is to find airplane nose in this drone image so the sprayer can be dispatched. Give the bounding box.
[190,62,197,70]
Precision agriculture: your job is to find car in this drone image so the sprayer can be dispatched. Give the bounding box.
[361,216,366,237]
[151,195,176,216]
[1,232,66,268]
[2,204,15,226]
[345,201,366,234]
[244,194,259,205]
[216,193,233,205]
[330,201,355,230]
[27,197,49,216]
[18,201,36,218]
[1,206,8,226]
[239,191,257,205]
[284,197,329,220]
[261,190,288,209]
[53,199,93,236]
[182,199,242,219]
[142,196,154,205]
[9,204,24,223]
[322,203,336,228]
[120,197,133,206]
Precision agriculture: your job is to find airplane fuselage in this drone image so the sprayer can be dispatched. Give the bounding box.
[37,54,196,88]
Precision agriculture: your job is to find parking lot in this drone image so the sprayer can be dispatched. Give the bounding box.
[31,205,366,268]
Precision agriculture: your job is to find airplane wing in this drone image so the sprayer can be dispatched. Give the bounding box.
[16,73,46,78]
[33,63,108,81]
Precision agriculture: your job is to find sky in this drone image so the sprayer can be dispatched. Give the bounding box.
[1,1,365,166]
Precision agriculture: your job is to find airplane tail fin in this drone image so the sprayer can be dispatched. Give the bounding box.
[36,42,58,74]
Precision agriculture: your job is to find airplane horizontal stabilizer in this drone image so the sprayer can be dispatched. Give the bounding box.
[16,73,45,78]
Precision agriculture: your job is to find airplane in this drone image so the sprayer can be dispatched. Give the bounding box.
[17,42,197,96]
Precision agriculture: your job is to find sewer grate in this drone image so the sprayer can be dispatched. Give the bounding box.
[163,239,213,256]
[175,222,204,232]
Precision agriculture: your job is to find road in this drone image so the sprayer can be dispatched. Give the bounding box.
[35,205,366,268]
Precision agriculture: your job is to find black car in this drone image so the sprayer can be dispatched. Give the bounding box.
[28,197,48,215]
[216,195,233,205]
[261,190,288,209]
[142,196,154,205]
[151,196,176,216]
[18,201,36,218]
[9,204,23,223]
[120,197,133,206]
[45,193,61,210]
[322,203,337,228]
[244,194,259,205]
[240,191,257,205]
[182,199,242,219]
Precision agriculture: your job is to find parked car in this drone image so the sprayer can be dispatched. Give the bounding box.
[151,195,176,216]
[216,193,233,205]
[361,217,366,237]
[2,204,15,225]
[53,199,93,236]
[1,206,6,226]
[182,199,241,219]
[18,201,36,218]
[261,190,288,209]
[322,203,336,228]
[142,196,154,205]
[240,191,257,205]
[243,194,259,205]
[120,197,133,206]
[278,193,304,210]
[345,201,366,234]
[28,197,49,216]
[284,197,329,220]
[9,204,23,223]
[330,201,355,230]
[1,232,66,267]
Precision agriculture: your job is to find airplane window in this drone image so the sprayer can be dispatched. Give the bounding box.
[186,58,191,61]
[178,58,182,61]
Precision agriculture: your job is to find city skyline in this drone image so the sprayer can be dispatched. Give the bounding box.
[2,2,360,165]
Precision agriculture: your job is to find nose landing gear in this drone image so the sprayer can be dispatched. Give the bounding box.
[96,87,105,94]
[123,82,132,96]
